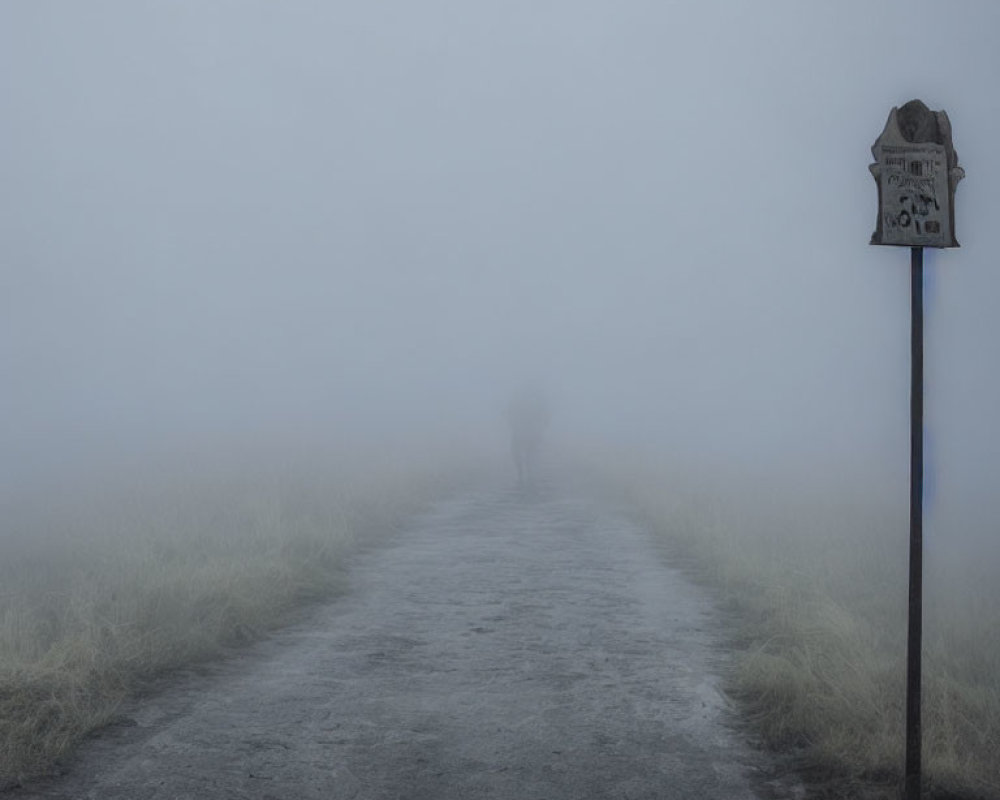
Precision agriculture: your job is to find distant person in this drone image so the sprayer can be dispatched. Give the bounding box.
[507,384,550,488]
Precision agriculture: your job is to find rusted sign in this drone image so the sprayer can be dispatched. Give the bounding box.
[870,99,964,248]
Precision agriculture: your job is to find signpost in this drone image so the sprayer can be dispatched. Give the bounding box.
[869,99,963,800]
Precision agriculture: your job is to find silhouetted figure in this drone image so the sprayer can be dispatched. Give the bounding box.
[507,385,549,489]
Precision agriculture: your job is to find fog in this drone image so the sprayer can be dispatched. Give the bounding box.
[3,2,1000,542]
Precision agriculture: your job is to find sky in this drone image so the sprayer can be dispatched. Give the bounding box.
[2,1,1000,530]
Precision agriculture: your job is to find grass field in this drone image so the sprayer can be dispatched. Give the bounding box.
[4,444,995,797]
[601,454,1000,800]
[0,446,472,786]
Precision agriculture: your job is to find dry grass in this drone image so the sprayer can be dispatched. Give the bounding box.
[592,453,1000,800]
[0,447,473,785]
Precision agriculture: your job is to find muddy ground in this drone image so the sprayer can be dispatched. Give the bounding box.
[14,482,804,799]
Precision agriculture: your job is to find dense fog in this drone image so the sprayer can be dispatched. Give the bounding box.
[3,2,999,547]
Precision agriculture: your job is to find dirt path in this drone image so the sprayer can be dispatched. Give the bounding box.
[15,483,799,799]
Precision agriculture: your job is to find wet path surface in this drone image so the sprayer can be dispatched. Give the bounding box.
[16,484,792,799]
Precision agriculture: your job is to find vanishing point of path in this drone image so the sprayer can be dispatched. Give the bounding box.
[15,483,800,799]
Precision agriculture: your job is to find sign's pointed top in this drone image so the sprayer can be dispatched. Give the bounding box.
[896,100,948,147]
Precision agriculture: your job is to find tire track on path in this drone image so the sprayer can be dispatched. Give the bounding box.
[15,482,797,799]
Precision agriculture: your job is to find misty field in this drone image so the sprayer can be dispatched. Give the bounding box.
[0,449,466,785]
[604,456,1000,800]
[3,447,997,797]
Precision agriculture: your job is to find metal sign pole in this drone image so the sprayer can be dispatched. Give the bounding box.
[905,244,924,800]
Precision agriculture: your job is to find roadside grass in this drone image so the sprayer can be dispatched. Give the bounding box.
[597,456,1000,800]
[0,448,471,786]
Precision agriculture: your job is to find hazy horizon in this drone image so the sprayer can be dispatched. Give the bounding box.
[4,2,1000,543]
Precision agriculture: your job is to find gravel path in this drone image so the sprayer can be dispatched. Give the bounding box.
[15,483,798,799]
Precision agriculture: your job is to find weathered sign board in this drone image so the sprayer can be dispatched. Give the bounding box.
[870,99,964,248]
